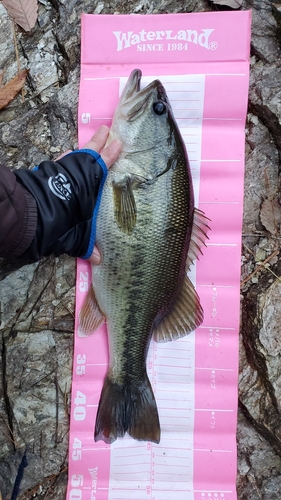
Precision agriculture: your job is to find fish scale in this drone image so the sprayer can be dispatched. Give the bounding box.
[80,69,209,444]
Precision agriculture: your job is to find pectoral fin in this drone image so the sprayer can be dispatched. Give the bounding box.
[153,275,203,343]
[79,286,105,335]
[113,177,137,234]
[185,208,211,271]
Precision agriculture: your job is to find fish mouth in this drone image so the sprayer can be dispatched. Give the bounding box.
[119,69,168,121]
[124,68,142,97]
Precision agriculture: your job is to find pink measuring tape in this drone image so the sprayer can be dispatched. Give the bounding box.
[67,11,251,500]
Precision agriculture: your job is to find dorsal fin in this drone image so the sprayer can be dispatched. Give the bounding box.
[185,208,211,272]
[153,274,203,343]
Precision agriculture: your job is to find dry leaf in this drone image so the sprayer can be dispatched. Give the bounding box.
[260,198,281,235]
[210,0,242,8]
[0,70,29,110]
[0,72,3,85]
[2,0,38,31]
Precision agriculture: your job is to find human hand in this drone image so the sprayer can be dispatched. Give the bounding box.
[83,125,122,265]
[84,124,121,168]
[53,125,121,265]
[12,126,122,264]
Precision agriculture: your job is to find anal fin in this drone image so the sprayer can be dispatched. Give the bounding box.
[79,285,105,335]
[153,275,203,343]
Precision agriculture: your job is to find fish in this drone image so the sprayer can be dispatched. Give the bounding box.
[80,69,210,444]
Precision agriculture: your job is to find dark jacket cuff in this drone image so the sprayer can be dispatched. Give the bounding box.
[11,187,38,258]
[0,165,37,259]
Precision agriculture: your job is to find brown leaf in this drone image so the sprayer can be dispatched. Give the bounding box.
[260,198,281,235]
[210,0,242,8]
[2,0,38,31]
[0,70,29,110]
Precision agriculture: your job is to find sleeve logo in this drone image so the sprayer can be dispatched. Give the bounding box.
[48,173,72,201]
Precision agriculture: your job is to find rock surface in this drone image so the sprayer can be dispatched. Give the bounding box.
[0,0,280,498]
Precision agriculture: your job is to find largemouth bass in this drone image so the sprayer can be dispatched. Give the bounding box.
[80,69,209,444]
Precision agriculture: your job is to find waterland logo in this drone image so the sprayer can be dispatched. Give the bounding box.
[113,28,217,52]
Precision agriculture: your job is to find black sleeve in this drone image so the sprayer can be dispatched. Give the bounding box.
[14,149,107,262]
[0,164,37,259]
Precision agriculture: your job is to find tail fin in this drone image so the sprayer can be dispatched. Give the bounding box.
[94,373,160,444]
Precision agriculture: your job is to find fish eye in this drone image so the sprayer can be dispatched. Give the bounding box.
[153,101,167,116]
